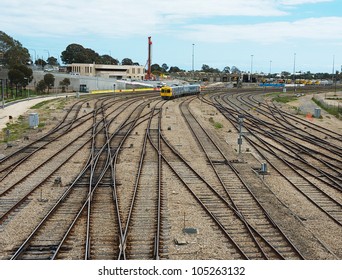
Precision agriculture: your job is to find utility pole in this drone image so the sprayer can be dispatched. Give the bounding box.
[293,53,296,92]
[332,55,336,95]
[250,55,254,82]
[192,43,195,72]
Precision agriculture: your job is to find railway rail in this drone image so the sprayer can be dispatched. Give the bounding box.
[202,92,342,225]
[0,88,341,260]
[2,93,159,259]
[178,97,304,259]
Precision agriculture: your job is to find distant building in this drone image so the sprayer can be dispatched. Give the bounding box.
[67,63,145,80]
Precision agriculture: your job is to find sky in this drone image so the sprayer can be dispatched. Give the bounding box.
[1,0,341,74]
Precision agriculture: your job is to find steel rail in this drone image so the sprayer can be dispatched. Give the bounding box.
[179,97,304,259]
[51,101,156,260]
[205,93,342,227]
[118,103,163,260]
[211,93,342,190]
[9,97,156,260]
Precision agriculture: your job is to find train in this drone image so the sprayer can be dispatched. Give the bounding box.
[160,84,201,100]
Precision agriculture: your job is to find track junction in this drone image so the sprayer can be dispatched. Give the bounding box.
[0,88,341,260]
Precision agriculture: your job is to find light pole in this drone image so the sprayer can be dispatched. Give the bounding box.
[332,55,335,76]
[250,55,254,82]
[29,49,36,65]
[269,60,272,75]
[293,53,296,92]
[192,44,195,73]
[44,49,50,64]
[332,55,336,95]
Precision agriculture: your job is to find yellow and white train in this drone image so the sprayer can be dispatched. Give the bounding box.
[160,84,201,100]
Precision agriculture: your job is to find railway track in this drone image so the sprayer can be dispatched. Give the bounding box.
[121,106,164,260]
[0,97,149,228]
[177,97,303,259]
[1,88,341,260]
[2,94,159,259]
[200,91,341,239]
[0,98,94,177]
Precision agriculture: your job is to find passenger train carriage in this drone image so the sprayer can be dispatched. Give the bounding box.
[160,84,201,100]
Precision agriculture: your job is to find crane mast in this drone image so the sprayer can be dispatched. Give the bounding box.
[145,36,152,80]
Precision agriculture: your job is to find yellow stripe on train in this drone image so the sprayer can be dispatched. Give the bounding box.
[91,88,158,94]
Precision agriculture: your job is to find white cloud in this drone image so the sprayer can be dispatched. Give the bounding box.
[279,0,333,5]
[1,0,339,48]
[181,17,342,44]
[1,0,287,38]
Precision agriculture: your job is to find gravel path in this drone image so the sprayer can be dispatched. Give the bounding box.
[0,95,78,130]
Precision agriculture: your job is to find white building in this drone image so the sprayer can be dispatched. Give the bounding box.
[67,63,145,80]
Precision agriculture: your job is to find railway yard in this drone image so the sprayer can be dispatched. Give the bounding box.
[0,86,341,260]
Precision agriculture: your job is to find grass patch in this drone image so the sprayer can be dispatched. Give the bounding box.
[214,122,223,129]
[209,117,223,129]
[265,92,280,98]
[55,98,69,110]
[312,97,342,118]
[30,99,54,109]
[1,115,30,143]
[272,95,297,103]
[1,115,47,143]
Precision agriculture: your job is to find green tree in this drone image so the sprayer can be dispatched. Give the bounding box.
[35,58,47,68]
[61,44,82,64]
[44,73,55,93]
[231,66,241,74]
[151,64,162,72]
[61,43,116,64]
[0,31,13,53]
[99,55,118,65]
[61,44,91,64]
[5,45,30,67]
[162,63,169,73]
[84,48,100,63]
[16,65,33,84]
[59,78,70,92]
[201,64,220,73]
[281,71,291,78]
[169,66,182,73]
[47,56,59,66]
[8,68,24,96]
[122,58,133,65]
[0,31,30,67]
[202,64,210,72]
[223,66,230,73]
[36,80,47,93]
[7,65,32,96]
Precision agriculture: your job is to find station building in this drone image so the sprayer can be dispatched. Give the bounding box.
[67,63,145,80]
